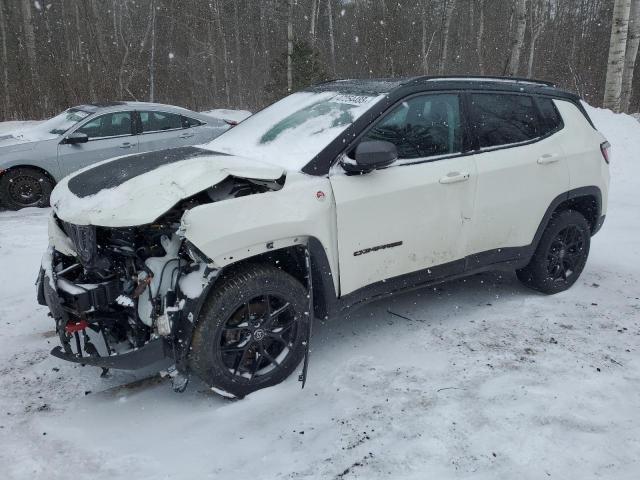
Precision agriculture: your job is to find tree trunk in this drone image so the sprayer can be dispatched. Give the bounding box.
[477,0,485,75]
[505,0,527,76]
[621,0,640,111]
[327,0,336,75]
[287,0,294,92]
[438,0,456,75]
[527,0,546,78]
[213,0,230,105]
[604,0,632,111]
[310,0,318,47]
[149,0,156,102]
[233,1,242,105]
[21,0,38,105]
[0,1,9,117]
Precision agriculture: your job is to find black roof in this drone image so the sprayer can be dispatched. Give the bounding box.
[308,76,580,102]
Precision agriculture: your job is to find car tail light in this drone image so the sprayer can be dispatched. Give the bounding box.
[600,141,611,164]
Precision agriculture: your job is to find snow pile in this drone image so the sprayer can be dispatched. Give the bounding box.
[0,105,639,479]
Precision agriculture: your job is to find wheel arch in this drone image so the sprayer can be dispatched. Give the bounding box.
[0,164,58,186]
[206,236,338,320]
[532,186,602,251]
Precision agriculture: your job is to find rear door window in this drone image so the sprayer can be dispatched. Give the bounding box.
[76,112,133,139]
[139,111,183,133]
[469,93,540,149]
[360,93,463,160]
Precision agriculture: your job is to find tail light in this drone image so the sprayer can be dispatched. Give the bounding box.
[600,141,611,164]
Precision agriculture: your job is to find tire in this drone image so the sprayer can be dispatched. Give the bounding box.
[189,263,309,398]
[0,167,54,210]
[517,210,591,294]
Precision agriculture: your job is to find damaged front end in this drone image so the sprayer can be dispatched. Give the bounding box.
[37,205,219,381]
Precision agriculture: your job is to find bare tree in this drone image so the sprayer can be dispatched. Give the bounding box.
[505,0,527,76]
[527,0,547,77]
[287,0,294,92]
[0,1,9,116]
[327,0,336,75]
[621,0,640,111]
[438,0,456,75]
[604,0,632,111]
[477,0,485,75]
[149,0,157,102]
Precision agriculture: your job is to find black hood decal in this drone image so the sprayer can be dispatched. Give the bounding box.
[68,146,228,198]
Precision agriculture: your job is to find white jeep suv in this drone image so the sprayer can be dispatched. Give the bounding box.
[37,77,610,397]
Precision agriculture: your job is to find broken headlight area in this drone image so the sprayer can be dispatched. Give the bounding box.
[38,214,217,371]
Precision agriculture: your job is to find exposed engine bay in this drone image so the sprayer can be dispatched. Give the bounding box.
[38,174,285,375]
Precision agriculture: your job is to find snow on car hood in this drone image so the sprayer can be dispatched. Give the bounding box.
[50,146,285,227]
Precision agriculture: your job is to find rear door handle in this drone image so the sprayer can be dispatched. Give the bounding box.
[439,172,470,184]
[119,142,134,149]
[179,132,195,139]
[537,153,560,165]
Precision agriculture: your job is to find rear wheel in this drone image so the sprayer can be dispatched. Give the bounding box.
[0,167,54,210]
[517,210,591,294]
[189,264,309,398]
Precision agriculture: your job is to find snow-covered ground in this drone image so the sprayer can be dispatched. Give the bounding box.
[0,106,638,479]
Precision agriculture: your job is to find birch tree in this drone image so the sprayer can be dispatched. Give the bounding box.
[621,0,640,111]
[604,0,632,112]
[505,0,527,76]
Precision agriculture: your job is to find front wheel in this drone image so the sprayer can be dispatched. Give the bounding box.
[189,264,309,398]
[517,210,591,294]
[0,167,54,210]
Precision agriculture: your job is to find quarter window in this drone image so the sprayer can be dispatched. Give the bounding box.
[182,116,203,128]
[139,111,183,132]
[76,112,133,139]
[360,93,462,160]
[536,97,563,136]
[470,93,540,149]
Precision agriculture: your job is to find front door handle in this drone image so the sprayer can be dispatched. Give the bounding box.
[439,172,470,184]
[537,153,560,165]
[179,132,195,139]
[119,142,135,149]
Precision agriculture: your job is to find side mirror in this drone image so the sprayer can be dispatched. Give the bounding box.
[63,132,89,145]
[342,140,398,174]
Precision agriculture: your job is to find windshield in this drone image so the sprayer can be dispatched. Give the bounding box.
[203,90,384,170]
[39,108,92,135]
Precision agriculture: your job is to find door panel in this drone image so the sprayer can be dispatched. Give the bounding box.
[57,111,138,177]
[331,157,476,295]
[330,92,475,296]
[466,93,570,255]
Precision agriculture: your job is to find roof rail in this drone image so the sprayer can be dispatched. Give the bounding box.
[418,75,556,87]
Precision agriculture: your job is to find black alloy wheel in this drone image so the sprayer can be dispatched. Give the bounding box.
[545,225,586,283]
[218,294,299,380]
[517,209,591,294]
[190,264,309,397]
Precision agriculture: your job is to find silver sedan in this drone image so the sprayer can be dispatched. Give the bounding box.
[0,102,235,209]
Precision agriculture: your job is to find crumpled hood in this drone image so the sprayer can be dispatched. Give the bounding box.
[51,146,285,227]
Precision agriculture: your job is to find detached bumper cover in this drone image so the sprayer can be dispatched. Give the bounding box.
[50,338,170,370]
